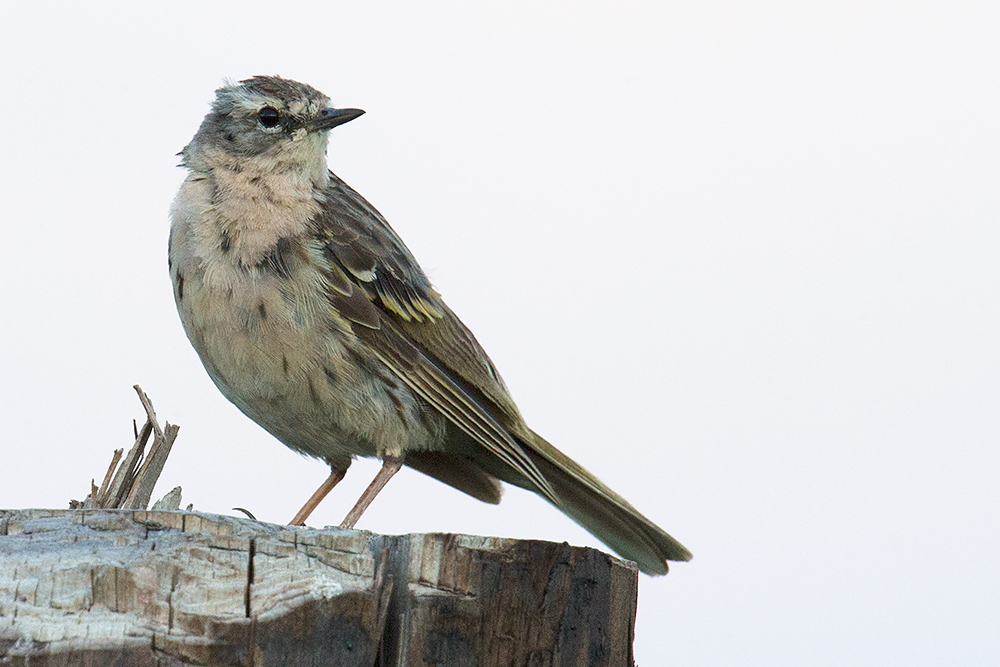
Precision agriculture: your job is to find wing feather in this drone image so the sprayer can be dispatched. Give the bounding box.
[316,173,556,502]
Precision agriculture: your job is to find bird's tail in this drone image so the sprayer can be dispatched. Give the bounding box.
[523,430,692,576]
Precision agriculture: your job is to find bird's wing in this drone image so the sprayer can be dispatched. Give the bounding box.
[314,173,557,502]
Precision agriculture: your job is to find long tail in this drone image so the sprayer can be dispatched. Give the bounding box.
[407,426,692,575]
[523,430,691,575]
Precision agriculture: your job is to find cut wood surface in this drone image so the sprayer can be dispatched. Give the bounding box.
[0,509,639,666]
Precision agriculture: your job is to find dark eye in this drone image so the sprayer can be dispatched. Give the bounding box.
[257,107,280,128]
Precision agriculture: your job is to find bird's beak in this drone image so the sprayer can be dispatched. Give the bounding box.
[311,107,365,131]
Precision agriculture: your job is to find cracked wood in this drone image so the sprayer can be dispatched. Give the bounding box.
[0,510,639,666]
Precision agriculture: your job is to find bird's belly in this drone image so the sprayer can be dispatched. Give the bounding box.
[173,262,442,464]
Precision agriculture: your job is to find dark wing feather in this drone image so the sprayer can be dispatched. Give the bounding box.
[315,173,557,503]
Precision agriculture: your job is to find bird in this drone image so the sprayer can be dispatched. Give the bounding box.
[168,75,691,575]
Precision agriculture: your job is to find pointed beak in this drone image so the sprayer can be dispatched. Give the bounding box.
[310,107,365,131]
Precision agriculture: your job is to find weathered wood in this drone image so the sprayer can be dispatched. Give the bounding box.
[76,385,181,512]
[0,510,638,666]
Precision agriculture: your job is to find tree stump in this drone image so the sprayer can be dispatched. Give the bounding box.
[0,509,638,666]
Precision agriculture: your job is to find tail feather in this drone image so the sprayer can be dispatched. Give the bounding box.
[428,425,692,575]
[406,450,504,504]
[525,430,691,575]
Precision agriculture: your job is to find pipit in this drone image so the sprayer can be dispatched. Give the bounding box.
[169,76,691,575]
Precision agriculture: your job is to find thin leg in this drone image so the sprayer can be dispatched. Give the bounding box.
[289,464,348,526]
[340,455,404,529]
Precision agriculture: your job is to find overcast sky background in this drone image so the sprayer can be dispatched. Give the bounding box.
[1,2,997,664]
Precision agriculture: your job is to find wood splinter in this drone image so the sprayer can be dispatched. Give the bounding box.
[74,385,181,511]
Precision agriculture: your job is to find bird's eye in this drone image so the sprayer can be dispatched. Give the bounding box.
[257,107,280,128]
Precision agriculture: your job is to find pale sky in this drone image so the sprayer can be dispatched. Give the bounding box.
[1,2,997,664]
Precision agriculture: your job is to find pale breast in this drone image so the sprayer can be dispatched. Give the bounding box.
[168,177,445,465]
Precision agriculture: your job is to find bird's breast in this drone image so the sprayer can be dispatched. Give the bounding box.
[168,179,444,464]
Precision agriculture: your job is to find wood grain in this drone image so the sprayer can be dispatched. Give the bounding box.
[0,510,639,666]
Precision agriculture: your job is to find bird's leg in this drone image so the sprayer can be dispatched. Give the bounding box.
[289,464,348,526]
[339,454,404,529]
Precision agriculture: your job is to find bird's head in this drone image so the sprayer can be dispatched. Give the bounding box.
[181,75,364,174]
